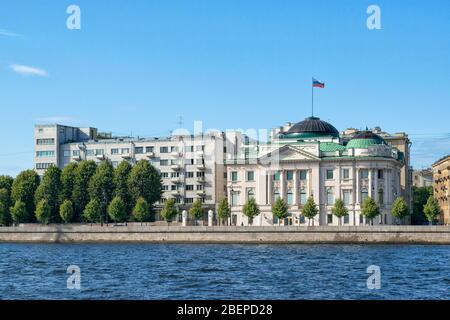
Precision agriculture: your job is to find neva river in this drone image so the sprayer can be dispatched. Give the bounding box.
[0,244,449,300]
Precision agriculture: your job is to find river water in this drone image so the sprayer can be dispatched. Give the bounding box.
[0,244,449,300]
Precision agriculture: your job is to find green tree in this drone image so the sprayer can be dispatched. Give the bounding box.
[60,199,74,223]
[161,198,178,224]
[423,196,441,225]
[217,198,231,226]
[114,161,133,216]
[10,200,27,225]
[108,196,128,223]
[331,198,348,226]
[35,199,52,225]
[242,198,260,225]
[0,188,12,226]
[272,197,289,226]
[412,186,433,225]
[60,163,78,203]
[128,160,162,205]
[83,198,102,224]
[72,161,97,220]
[392,197,409,224]
[89,160,115,223]
[189,199,204,225]
[0,175,14,192]
[361,197,380,225]
[302,197,319,226]
[34,165,62,223]
[132,197,151,225]
[11,170,40,222]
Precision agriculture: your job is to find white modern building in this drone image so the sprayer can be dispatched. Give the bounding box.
[226,116,405,226]
[34,124,245,213]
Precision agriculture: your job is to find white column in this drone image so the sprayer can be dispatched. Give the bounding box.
[293,170,298,205]
[208,210,214,227]
[280,171,285,200]
[368,169,373,198]
[267,172,273,205]
[182,210,188,227]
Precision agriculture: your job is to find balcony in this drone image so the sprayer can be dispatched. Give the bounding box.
[197,164,206,171]
[171,164,183,171]
[171,177,182,184]
[196,176,206,183]
[171,190,182,197]
[196,190,206,197]
[72,155,81,161]
[121,153,132,159]
[146,152,155,158]
[96,154,105,160]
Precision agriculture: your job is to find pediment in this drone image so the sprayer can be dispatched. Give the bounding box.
[259,145,320,163]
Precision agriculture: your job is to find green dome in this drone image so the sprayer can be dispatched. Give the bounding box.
[346,131,386,149]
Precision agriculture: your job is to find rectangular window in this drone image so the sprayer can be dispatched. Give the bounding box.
[171,185,177,191]
[361,190,369,202]
[160,147,169,153]
[343,190,351,205]
[343,169,350,180]
[378,170,384,179]
[327,214,333,224]
[361,169,369,179]
[72,150,80,157]
[185,198,194,204]
[111,148,119,155]
[146,146,154,153]
[171,146,178,152]
[287,192,293,205]
[231,171,238,182]
[327,188,335,205]
[36,151,55,158]
[326,169,334,180]
[160,160,169,166]
[36,163,53,170]
[299,170,307,181]
[186,146,194,152]
[95,149,104,156]
[286,171,294,181]
[186,172,194,178]
[274,171,281,181]
[196,171,205,178]
[344,215,350,224]
[135,147,144,154]
[359,215,364,224]
[171,172,180,178]
[231,192,239,206]
[300,192,307,205]
[36,138,55,145]
[197,185,204,191]
[247,171,255,181]
[121,148,130,154]
[186,185,194,191]
[162,185,169,191]
[63,151,70,157]
[161,172,169,178]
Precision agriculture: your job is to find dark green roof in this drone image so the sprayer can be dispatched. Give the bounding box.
[320,142,346,152]
[346,131,386,149]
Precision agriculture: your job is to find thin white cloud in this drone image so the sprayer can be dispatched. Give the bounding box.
[0,29,21,37]
[35,116,78,123]
[10,64,48,77]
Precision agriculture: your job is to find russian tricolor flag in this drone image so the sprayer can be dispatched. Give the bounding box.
[313,78,325,88]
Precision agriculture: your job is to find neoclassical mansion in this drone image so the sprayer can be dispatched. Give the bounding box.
[226,116,404,226]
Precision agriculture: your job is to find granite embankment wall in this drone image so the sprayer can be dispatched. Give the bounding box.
[1,224,450,244]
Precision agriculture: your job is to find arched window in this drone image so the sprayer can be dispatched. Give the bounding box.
[378,188,384,204]
[273,188,280,202]
[247,188,255,200]
[326,187,335,205]
[361,188,369,202]
[287,188,293,205]
[300,188,307,205]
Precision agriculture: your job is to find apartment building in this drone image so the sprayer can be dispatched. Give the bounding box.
[432,155,450,225]
[413,168,433,188]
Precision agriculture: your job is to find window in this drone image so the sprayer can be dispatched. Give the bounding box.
[378,170,384,179]
[36,138,55,145]
[72,150,80,157]
[146,146,154,153]
[344,215,350,224]
[299,170,307,181]
[231,192,239,206]
[327,214,333,224]
[361,169,369,179]
[63,151,70,157]
[186,146,194,152]
[171,185,178,191]
[121,148,130,154]
[274,171,281,181]
[361,189,369,202]
[326,188,335,205]
[247,188,255,200]
[111,148,119,155]
[197,185,204,191]
[231,171,238,182]
[359,215,364,224]
[287,189,293,205]
[299,215,306,224]
[326,169,334,180]
[171,146,178,152]
[273,189,280,202]
[185,198,194,204]
[95,149,104,156]
[186,185,194,191]
[197,171,205,178]
[36,151,55,158]
[343,190,351,205]
[36,163,53,170]
[286,171,294,181]
[247,171,255,181]
[160,160,169,166]
[135,147,144,154]
[343,169,350,180]
[171,172,180,178]
[161,172,169,178]
[378,189,384,204]
[300,190,307,205]
[186,172,194,178]
[160,147,169,153]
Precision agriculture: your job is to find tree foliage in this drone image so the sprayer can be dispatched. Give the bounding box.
[272,197,289,224]
[331,198,348,225]
[302,197,319,225]
[35,199,52,225]
[361,197,380,224]
[132,197,151,223]
[72,161,97,220]
[412,186,433,225]
[423,196,440,225]
[0,175,14,192]
[83,198,102,223]
[60,163,78,203]
[88,160,115,222]
[10,200,27,225]
[0,188,12,226]
[128,160,162,205]
[189,199,204,222]
[11,170,40,222]
[60,199,74,223]
[161,198,178,223]
[34,165,61,223]
[114,161,133,216]
[392,197,409,222]
[242,198,260,225]
[108,196,128,223]
[217,198,231,224]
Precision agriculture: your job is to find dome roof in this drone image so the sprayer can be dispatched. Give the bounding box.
[346,131,386,149]
[284,117,340,138]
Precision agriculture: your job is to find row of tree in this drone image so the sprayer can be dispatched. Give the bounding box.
[0,160,162,225]
[241,195,441,226]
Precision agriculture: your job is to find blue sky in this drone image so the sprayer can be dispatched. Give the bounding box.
[1,0,449,176]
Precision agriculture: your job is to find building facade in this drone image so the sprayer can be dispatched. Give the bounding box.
[432,155,450,225]
[226,117,404,226]
[34,124,245,213]
[413,168,433,188]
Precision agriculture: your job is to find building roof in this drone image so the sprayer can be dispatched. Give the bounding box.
[319,142,346,152]
[346,131,386,149]
[283,117,340,138]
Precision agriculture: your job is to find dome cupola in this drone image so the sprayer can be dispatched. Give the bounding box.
[282,116,340,139]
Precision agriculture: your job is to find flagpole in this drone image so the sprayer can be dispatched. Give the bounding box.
[311,77,314,117]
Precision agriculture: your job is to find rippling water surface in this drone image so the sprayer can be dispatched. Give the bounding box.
[0,244,449,300]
